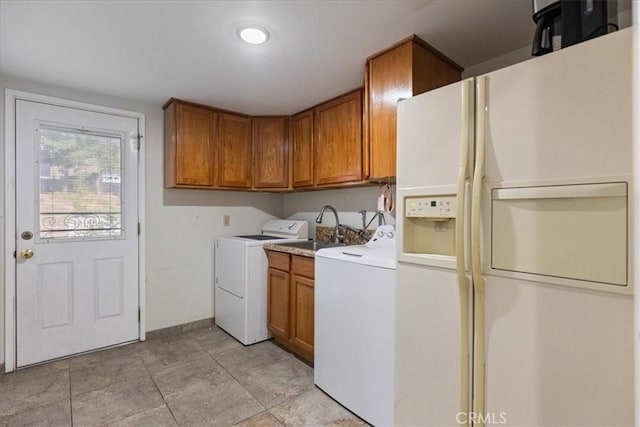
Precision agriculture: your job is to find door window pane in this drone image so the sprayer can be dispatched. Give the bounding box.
[38,125,123,240]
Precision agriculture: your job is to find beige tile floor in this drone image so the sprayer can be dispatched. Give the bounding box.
[0,325,366,426]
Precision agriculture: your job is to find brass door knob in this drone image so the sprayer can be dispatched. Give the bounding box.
[21,249,34,259]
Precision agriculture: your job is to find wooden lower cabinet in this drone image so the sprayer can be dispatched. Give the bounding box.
[290,274,314,357]
[267,267,289,340]
[267,251,315,363]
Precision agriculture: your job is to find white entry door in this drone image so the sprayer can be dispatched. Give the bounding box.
[15,99,140,367]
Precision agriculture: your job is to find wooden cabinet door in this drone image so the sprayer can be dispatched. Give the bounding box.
[291,110,314,188]
[267,267,289,340]
[290,273,314,358]
[217,113,251,188]
[164,101,217,187]
[314,90,363,186]
[252,117,289,189]
[368,42,412,180]
[367,37,462,180]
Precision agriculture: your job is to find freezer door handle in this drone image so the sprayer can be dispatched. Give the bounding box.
[455,79,473,425]
[471,75,487,426]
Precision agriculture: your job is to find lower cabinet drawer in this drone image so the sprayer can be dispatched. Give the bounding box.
[268,251,290,271]
[291,255,314,279]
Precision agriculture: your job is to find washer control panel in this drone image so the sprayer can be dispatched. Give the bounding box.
[366,225,396,251]
[261,219,309,238]
[405,195,457,219]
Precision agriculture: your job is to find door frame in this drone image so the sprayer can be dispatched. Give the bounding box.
[3,89,146,372]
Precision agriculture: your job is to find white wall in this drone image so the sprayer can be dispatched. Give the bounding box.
[283,186,396,237]
[0,74,284,364]
[462,46,532,78]
[463,8,634,78]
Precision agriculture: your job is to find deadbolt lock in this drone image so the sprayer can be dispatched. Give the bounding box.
[21,231,33,240]
[20,249,34,259]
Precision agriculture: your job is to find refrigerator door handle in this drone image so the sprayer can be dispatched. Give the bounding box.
[471,75,487,425]
[456,79,473,425]
[492,182,627,200]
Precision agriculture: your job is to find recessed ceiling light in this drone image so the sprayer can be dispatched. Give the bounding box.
[239,27,269,45]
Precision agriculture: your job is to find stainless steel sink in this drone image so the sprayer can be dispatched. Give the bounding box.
[280,241,345,251]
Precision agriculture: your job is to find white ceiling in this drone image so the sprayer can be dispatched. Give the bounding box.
[2,0,540,115]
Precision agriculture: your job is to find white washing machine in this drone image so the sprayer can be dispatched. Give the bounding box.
[214,219,308,345]
[314,225,396,426]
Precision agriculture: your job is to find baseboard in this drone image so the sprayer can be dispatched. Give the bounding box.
[145,317,215,339]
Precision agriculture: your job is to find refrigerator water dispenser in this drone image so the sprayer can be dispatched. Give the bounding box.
[403,195,457,256]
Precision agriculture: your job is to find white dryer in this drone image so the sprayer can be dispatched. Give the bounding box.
[215,219,308,345]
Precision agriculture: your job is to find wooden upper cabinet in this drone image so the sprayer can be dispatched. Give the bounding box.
[290,110,314,188]
[314,89,363,186]
[217,113,251,188]
[366,35,463,180]
[252,117,289,189]
[164,100,217,188]
[163,34,460,191]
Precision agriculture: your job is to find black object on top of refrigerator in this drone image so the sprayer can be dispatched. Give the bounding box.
[532,0,618,56]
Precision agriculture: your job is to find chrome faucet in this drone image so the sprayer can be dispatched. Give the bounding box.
[371,210,386,226]
[316,205,343,243]
[357,210,367,229]
[359,210,387,232]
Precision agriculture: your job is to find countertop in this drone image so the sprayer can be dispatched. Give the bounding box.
[263,242,316,258]
[263,226,375,258]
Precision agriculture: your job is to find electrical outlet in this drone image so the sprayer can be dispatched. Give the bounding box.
[223,215,231,227]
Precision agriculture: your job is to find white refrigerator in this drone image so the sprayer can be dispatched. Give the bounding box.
[395,28,634,426]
